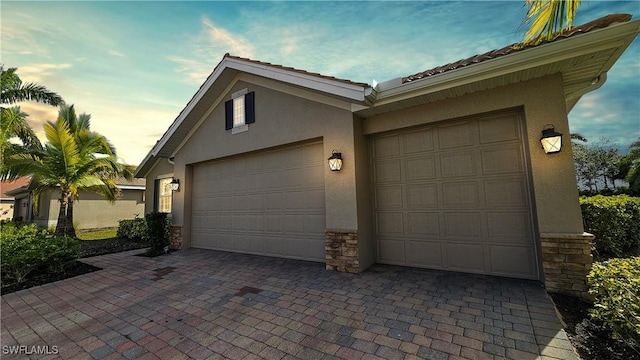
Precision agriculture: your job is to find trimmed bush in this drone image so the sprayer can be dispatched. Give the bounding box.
[117,216,148,241]
[580,195,640,257]
[1,223,79,285]
[587,257,640,345]
[145,211,170,256]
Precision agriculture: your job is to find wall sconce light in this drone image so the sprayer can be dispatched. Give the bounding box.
[328,150,343,171]
[540,124,563,154]
[169,178,180,192]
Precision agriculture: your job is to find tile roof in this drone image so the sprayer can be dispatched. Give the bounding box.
[223,53,370,88]
[403,13,633,83]
[1,177,30,197]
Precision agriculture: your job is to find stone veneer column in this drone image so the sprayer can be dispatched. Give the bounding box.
[170,226,183,250]
[540,233,595,301]
[325,229,359,273]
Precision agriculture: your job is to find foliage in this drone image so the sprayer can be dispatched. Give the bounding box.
[579,195,640,257]
[521,0,582,45]
[1,104,135,237]
[0,222,79,285]
[573,137,623,192]
[587,257,640,345]
[1,67,64,106]
[145,211,170,256]
[117,216,148,242]
[617,139,640,195]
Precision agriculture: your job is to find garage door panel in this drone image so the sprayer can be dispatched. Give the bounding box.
[374,113,538,279]
[487,212,530,242]
[191,142,325,262]
[403,129,435,153]
[379,238,405,264]
[375,160,401,183]
[406,241,442,268]
[438,122,476,149]
[481,146,524,175]
[490,245,535,278]
[376,186,403,209]
[443,182,482,208]
[405,157,436,180]
[479,114,521,144]
[373,135,400,158]
[440,152,477,178]
[377,212,404,235]
[446,243,486,272]
[406,184,438,208]
[407,212,440,236]
[444,212,483,239]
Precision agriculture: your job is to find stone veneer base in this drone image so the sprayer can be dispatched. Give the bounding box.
[170,226,183,250]
[325,229,360,274]
[540,232,595,301]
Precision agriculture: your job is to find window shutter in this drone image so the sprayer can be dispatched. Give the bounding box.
[153,179,160,212]
[225,99,233,130]
[245,91,255,124]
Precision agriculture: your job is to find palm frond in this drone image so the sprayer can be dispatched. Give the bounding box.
[1,83,64,106]
[522,0,582,45]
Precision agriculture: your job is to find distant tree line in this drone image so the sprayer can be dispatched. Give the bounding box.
[573,135,640,196]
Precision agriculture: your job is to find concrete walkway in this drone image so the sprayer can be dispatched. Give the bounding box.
[1,248,577,359]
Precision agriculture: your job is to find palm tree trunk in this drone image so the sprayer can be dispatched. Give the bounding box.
[55,189,76,237]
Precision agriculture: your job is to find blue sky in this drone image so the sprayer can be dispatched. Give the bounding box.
[3,1,639,165]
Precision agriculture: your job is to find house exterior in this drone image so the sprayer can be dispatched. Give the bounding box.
[6,178,146,230]
[0,178,31,221]
[135,14,640,298]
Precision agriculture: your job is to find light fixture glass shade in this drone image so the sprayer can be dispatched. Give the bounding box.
[328,150,342,171]
[540,126,563,154]
[169,178,180,191]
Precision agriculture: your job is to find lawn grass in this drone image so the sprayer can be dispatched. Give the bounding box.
[77,228,117,241]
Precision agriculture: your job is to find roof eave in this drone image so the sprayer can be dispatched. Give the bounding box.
[364,19,640,115]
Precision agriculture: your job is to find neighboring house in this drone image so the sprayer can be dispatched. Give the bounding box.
[0,177,31,221]
[6,178,146,230]
[135,14,640,298]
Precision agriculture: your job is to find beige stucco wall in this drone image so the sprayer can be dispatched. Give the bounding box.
[33,189,145,229]
[171,77,362,248]
[363,74,584,236]
[1,200,15,221]
[353,115,375,270]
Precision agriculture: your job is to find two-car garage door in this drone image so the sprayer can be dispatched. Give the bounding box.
[191,142,326,262]
[372,112,539,279]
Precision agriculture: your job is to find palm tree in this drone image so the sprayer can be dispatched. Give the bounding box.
[2,104,134,237]
[1,67,63,106]
[522,0,583,45]
[1,66,63,166]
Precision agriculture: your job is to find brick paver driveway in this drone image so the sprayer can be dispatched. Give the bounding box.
[1,249,576,359]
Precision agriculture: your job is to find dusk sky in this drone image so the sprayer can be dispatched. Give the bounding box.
[3,1,639,165]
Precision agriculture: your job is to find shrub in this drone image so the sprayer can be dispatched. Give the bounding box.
[117,216,148,241]
[587,257,640,345]
[580,195,640,257]
[145,211,170,256]
[0,223,79,285]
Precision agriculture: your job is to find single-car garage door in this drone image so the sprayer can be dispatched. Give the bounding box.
[191,141,326,262]
[372,111,539,279]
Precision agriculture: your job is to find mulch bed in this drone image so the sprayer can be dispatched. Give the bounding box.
[1,238,148,295]
[550,292,640,360]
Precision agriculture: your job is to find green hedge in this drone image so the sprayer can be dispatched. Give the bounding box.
[580,195,640,257]
[145,211,170,256]
[0,223,79,285]
[587,257,640,345]
[117,216,148,241]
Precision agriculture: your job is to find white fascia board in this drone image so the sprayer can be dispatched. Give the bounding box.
[224,59,369,102]
[374,20,639,106]
[117,185,146,190]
